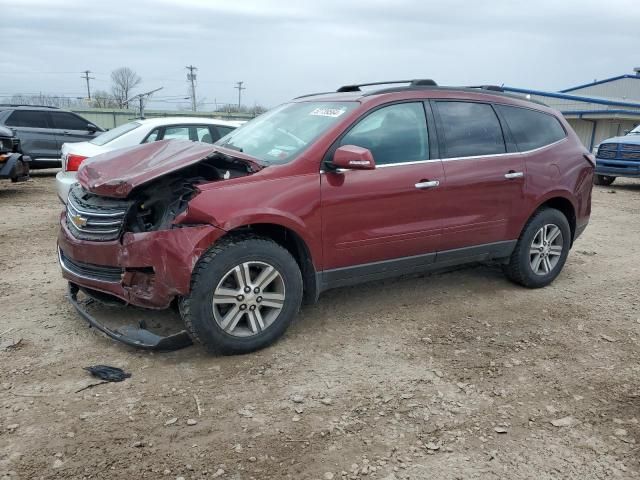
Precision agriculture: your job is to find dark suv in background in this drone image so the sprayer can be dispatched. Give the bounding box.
[0,105,104,168]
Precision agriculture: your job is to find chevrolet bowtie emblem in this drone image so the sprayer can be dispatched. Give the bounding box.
[70,214,88,228]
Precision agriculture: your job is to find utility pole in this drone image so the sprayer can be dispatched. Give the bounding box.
[81,70,94,100]
[126,87,163,119]
[235,81,245,110]
[186,65,197,111]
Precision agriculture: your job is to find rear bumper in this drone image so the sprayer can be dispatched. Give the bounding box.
[595,158,640,178]
[58,213,226,309]
[55,170,76,204]
[0,153,30,181]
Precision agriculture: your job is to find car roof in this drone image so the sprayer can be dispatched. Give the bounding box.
[0,105,62,111]
[133,116,243,128]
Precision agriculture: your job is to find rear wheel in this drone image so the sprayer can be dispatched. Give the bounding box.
[180,235,303,355]
[503,208,571,288]
[594,174,616,186]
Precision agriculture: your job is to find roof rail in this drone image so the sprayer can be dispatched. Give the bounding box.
[466,85,504,92]
[0,104,61,109]
[337,79,437,92]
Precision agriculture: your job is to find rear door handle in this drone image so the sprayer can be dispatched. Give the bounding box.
[415,180,440,189]
[504,171,524,179]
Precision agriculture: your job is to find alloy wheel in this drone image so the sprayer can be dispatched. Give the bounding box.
[212,261,286,337]
[529,224,563,276]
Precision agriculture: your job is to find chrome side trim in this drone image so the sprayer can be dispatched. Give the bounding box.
[320,137,568,173]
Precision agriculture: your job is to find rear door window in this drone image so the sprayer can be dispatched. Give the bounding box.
[435,101,506,158]
[162,126,191,140]
[5,110,49,128]
[50,112,90,130]
[213,125,234,139]
[196,126,214,143]
[497,105,566,151]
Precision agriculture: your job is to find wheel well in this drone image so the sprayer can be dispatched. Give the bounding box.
[539,197,576,242]
[225,224,319,304]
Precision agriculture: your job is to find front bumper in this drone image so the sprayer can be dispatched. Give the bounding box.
[66,283,193,350]
[0,153,30,181]
[595,158,640,178]
[58,213,226,309]
[55,170,77,204]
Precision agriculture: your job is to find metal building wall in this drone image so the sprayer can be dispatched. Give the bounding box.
[563,77,640,101]
[567,118,638,151]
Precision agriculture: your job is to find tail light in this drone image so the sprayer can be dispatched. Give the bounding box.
[66,154,88,172]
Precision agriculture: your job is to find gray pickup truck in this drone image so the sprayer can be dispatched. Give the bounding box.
[594,125,640,185]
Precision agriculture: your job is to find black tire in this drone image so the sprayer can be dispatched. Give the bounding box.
[503,208,571,288]
[180,235,303,355]
[594,175,616,186]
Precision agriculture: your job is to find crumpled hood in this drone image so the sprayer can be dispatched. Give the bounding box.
[77,139,262,198]
[600,134,640,146]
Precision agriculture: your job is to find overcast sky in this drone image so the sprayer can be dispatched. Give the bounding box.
[1,0,639,110]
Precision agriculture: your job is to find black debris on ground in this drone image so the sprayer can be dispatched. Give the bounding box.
[83,365,132,382]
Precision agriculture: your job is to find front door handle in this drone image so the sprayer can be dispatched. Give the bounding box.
[415,180,440,189]
[504,171,524,179]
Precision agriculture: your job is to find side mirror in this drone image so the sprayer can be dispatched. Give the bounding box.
[87,124,98,133]
[331,145,376,170]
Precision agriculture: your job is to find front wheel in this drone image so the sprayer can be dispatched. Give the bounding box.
[503,208,571,288]
[594,175,616,186]
[180,235,303,355]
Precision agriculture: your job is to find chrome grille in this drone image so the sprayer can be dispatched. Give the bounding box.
[66,185,130,241]
[597,142,640,162]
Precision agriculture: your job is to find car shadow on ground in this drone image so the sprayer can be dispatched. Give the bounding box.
[72,262,511,359]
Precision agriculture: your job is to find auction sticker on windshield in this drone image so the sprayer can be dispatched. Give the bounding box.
[309,107,346,117]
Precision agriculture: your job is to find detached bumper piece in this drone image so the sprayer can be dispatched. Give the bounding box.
[0,153,30,182]
[67,283,192,351]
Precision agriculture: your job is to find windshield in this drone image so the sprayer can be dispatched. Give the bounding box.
[90,121,141,146]
[630,125,640,135]
[216,101,357,164]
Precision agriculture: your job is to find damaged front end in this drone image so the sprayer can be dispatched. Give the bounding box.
[58,140,262,350]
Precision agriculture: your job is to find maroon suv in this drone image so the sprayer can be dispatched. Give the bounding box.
[58,80,594,354]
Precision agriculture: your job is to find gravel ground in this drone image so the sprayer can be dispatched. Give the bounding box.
[1,171,639,480]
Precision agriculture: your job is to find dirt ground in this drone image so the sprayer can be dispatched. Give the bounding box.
[1,171,639,480]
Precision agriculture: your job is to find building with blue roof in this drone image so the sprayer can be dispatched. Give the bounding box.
[503,68,640,151]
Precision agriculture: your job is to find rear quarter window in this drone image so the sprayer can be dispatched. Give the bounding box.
[497,105,566,151]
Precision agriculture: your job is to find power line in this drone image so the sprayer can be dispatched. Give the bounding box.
[81,70,95,100]
[235,81,245,109]
[186,65,197,112]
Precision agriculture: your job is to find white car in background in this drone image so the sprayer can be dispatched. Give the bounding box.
[55,117,243,203]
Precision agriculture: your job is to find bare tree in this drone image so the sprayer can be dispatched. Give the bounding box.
[91,90,119,109]
[111,67,141,109]
[218,103,267,116]
[8,93,84,109]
